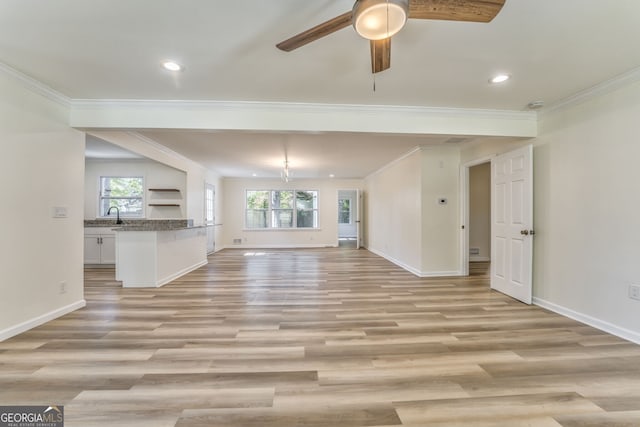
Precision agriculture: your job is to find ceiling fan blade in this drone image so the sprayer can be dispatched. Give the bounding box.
[276,11,353,52]
[370,38,391,74]
[409,0,506,23]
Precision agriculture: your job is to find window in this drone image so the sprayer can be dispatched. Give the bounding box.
[246,190,318,229]
[205,184,215,225]
[338,198,351,224]
[99,176,144,218]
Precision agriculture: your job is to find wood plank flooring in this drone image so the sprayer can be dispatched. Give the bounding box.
[1,248,640,426]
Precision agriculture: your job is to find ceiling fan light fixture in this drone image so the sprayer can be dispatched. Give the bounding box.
[162,61,183,72]
[489,73,511,84]
[353,0,409,40]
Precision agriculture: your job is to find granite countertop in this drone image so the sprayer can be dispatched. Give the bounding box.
[85,219,194,230]
[112,225,206,232]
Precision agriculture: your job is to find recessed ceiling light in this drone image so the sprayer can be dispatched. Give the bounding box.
[252,173,257,177]
[329,174,335,178]
[162,61,182,71]
[489,73,511,84]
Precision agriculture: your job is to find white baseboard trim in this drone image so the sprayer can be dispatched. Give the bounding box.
[0,300,86,342]
[125,259,209,288]
[367,247,422,277]
[420,270,464,278]
[470,256,490,262]
[221,244,338,250]
[533,297,640,345]
[157,259,209,287]
[367,247,464,278]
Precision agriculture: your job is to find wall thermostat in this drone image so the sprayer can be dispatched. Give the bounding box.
[438,198,447,205]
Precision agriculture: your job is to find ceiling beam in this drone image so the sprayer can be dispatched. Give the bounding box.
[70,100,537,138]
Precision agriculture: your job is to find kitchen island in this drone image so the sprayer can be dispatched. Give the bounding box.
[114,225,207,288]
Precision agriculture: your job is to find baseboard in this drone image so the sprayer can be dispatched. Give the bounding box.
[419,270,464,278]
[157,259,208,287]
[366,247,423,277]
[533,297,640,345]
[366,247,464,278]
[221,244,338,250]
[0,300,86,342]
[470,256,490,262]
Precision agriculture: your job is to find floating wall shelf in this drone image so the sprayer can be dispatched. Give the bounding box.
[148,204,180,207]
[148,188,181,192]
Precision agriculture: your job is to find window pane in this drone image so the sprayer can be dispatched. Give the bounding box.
[297,210,318,228]
[100,198,143,217]
[338,198,351,224]
[247,191,269,209]
[99,176,144,217]
[296,191,317,210]
[272,210,293,228]
[101,177,143,197]
[272,191,293,209]
[246,209,268,228]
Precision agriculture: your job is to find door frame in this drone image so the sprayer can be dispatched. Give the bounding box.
[459,155,495,276]
[204,182,215,254]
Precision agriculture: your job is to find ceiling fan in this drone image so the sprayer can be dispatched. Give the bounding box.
[276,0,506,74]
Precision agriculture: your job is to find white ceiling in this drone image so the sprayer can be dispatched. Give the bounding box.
[3,0,640,177]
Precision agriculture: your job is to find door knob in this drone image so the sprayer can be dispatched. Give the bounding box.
[520,230,529,236]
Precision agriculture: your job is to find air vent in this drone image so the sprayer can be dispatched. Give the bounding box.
[444,137,469,144]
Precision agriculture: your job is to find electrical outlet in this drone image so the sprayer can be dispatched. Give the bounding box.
[59,281,67,294]
[630,284,640,301]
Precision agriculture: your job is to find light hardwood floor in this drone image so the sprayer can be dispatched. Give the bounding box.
[2,248,640,426]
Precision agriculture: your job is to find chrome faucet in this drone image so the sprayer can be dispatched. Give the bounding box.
[107,206,123,224]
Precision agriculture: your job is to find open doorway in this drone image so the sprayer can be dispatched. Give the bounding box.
[338,190,358,248]
[468,162,491,277]
[460,158,492,277]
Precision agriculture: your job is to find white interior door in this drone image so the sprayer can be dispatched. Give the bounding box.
[491,145,533,304]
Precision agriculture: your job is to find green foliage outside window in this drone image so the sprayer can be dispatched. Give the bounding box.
[246,190,318,229]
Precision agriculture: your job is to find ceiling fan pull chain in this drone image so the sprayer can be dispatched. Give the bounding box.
[372,40,377,92]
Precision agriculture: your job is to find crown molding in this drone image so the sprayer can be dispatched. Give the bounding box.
[125,131,206,168]
[0,61,71,108]
[70,98,536,121]
[367,146,422,179]
[542,66,640,116]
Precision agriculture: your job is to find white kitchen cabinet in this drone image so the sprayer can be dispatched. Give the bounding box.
[84,228,116,264]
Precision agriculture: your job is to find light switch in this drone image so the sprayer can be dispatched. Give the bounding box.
[52,206,68,218]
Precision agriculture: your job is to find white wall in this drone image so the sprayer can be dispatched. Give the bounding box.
[469,162,491,261]
[222,178,363,248]
[532,80,640,341]
[85,159,187,219]
[365,150,422,274]
[421,146,461,275]
[0,72,85,340]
